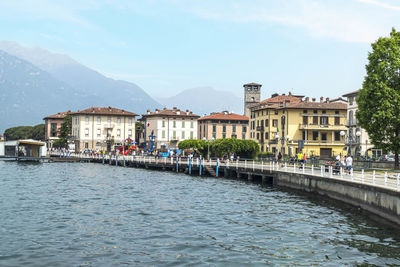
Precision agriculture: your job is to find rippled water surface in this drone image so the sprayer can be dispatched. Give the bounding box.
[1,161,400,266]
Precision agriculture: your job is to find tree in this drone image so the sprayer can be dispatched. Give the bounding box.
[4,124,45,140]
[356,28,400,169]
[53,113,72,148]
[178,139,208,157]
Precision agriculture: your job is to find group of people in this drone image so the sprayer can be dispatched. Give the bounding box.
[336,154,353,174]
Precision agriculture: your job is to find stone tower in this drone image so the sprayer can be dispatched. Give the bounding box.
[243,83,262,118]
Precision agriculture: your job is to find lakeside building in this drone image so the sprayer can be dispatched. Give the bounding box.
[249,94,347,158]
[244,82,262,118]
[71,107,137,152]
[197,111,249,140]
[43,111,68,148]
[342,90,377,158]
[140,107,200,149]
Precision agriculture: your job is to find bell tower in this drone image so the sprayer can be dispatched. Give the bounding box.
[244,83,262,117]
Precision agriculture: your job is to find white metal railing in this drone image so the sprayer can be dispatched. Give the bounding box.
[48,152,400,192]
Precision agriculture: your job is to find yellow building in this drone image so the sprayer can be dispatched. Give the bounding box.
[250,94,347,159]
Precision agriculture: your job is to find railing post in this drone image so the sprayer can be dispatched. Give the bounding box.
[361,169,364,183]
[284,162,287,170]
[340,166,343,178]
[397,173,399,190]
[116,155,118,166]
[189,158,192,174]
[261,161,263,172]
[253,160,255,171]
[350,168,353,180]
[293,163,296,173]
[384,172,388,186]
[373,170,376,184]
[303,164,305,174]
[311,164,314,175]
[245,160,247,170]
[236,159,238,169]
[321,165,324,176]
[123,155,126,167]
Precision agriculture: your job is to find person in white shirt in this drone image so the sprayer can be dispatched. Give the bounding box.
[346,155,353,174]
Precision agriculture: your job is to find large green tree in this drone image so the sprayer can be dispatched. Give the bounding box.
[4,124,45,140]
[356,28,400,169]
[53,113,72,148]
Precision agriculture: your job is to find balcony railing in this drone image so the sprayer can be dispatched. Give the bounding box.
[256,126,264,131]
[104,124,115,129]
[299,124,347,130]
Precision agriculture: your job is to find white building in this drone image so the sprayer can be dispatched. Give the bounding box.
[140,107,200,149]
[71,107,138,152]
[342,90,376,158]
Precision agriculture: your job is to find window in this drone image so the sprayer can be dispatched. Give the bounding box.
[303,116,308,125]
[128,129,132,137]
[97,128,101,137]
[242,126,247,132]
[335,117,340,125]
[117,118,121,125]
[162,120,166,127]
[117,129,121,137]
[190,121,194,128]
[265,119,269,127]
[223,125,226,132]
[128,118,132,126]
[313,110,318,114]
[335,110,339,114]
[335,131,341,141]
[85,116,89,124]
[257,120,259,127]
[272,119,278,127]
[349,97,354,105]
[302,131,306,140]
[50,123,57,137]
[265,132,269,139]
[232,125,236,132]
[212,134,216,139]
[313,131,318,140]
[303,110,308,114]
[173,120,176,128]
[313,116,318,125]
[321,132,327,141]
[97,116,101,124]
[257,133,259,140]
[173,131,176,139]
[213,125,217,132]
[162,130,166,138]
[182,131,185,139]
[190,131,194,139]
[274,110,278,115]
[182,120,185,128]
[85,128,89,137]
[107,117,111,127]
[349,111,354,125]
[241,134,245,139]
[320,116,328,125]
[222,133,226,138]
[85,142,88,149]
[107,129,111,137]
[322,110,326,114]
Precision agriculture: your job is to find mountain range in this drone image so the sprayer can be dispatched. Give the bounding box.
[0,41,244,132]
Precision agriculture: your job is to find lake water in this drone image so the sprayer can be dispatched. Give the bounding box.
[0,161,399,266]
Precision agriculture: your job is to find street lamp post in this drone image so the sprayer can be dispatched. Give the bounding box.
[203,137,215,160]
[340,130,361,157]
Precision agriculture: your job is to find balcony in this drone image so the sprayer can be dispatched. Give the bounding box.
[104,124,115,129]
[256,126,264,131]
[299,123,347,130]
[269,139,278,145]
[304,140,345,146]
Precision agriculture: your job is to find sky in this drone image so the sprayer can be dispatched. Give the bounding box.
[0,0,399,100]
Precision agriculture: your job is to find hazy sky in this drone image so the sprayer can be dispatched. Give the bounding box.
[0,0,399,99]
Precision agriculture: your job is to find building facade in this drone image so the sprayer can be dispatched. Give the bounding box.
[71,107,137,152]
[43,111,68,148]
[250,94,347,159]
[141,107,200,149]
[342,90,376,158]
[244,83,261,118]
[198,111,249,140]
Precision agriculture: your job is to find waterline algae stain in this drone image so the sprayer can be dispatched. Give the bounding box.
[0,162,399,266]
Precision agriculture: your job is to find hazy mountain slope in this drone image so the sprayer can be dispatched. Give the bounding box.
[156,87,243,116]
[0,50,82,131]
[0,41,161,115]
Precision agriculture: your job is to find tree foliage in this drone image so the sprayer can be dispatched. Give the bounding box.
[356,28,400,168]
[178,138,259,159]
[4,124,45,141]
[53,114,72,148]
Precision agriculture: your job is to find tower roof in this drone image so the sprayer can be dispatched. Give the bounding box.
[243,82,262,87]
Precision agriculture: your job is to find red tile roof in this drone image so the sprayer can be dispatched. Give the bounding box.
[72,107,138,116]
[198,112,249,121]
[259,95,303,104]
[142,107,200,118]
[43,111,69,120]
[285,102,347,110]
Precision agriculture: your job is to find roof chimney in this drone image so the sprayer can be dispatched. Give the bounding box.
[312,98,316,102]
[282,93,286,96]
[147,109,150,114]
[326,97,330,103]
[305,97,309,102]
[173,107,177,110]
[320,97,323,103]
[288,91,292,96]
